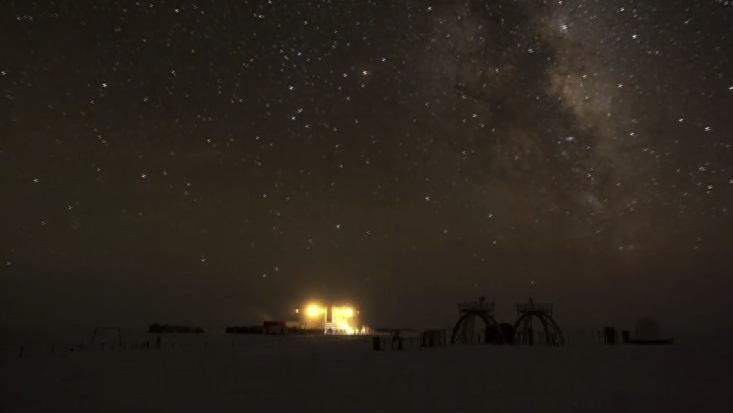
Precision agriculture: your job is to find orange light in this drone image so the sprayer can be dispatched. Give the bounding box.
[305,304,324,317]
[332,306,356,334]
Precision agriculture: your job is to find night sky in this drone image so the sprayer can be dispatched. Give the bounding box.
[2,0,732,332]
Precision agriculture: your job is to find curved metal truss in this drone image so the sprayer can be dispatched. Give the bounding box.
[451,297,504,344]
[513,298,564,346]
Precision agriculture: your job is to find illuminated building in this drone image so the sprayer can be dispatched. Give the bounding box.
[295,302,367,335]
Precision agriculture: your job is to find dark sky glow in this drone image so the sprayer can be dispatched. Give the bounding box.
[2,0,732,330]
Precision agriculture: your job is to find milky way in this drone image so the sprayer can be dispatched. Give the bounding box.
[2,1,732,328]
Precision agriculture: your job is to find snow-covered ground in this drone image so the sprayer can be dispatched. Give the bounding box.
[2,334,732,412]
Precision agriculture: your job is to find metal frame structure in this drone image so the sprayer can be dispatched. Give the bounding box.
[513,298,564,346]
[451,297,503,344]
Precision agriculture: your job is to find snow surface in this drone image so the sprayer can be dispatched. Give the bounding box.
[2,334,732,412]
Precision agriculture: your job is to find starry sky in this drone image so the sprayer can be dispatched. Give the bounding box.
[2,0,732,331]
